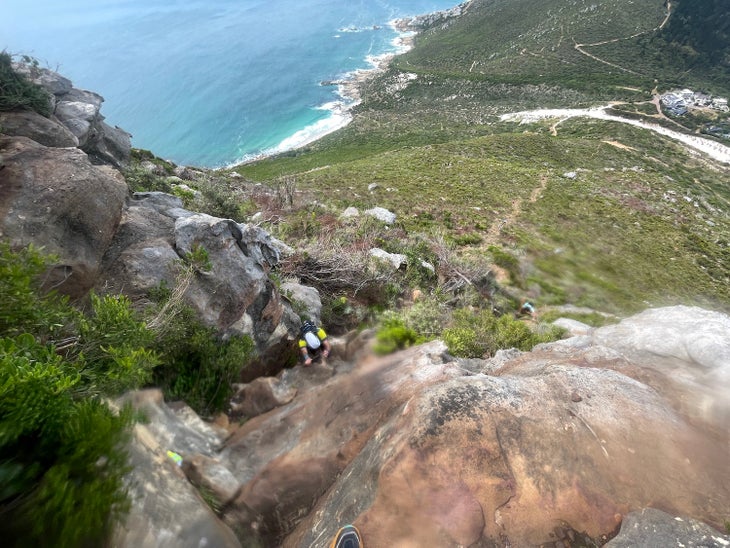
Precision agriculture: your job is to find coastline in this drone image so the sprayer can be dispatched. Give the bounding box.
[232,3,467,167]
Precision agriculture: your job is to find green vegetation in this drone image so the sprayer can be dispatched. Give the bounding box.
[124,150,254,223]
[373,314,426,355]
[0,244,156,547]
[151,305,255,418]
[0,52,51,117]
[443,308,565,358]
[0,242,257,544]
[230,0,730,347]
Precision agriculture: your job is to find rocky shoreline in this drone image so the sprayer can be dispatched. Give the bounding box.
[320,2,469,122]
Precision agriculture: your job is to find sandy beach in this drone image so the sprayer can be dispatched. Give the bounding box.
[234,2,468,166]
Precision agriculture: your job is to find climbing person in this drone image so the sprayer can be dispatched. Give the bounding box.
[329,524,363,548]
[519,300,537,319]
[298,319,331,366]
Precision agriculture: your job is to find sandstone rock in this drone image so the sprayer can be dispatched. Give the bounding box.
[341,206,359,219]
[605,508,730,547]
[84,119,132,168]
[364,206,396,224]
[13,62,72,95]
[280,281,323,322]
[54,100,98,143]
[96,193,302,379]
[0,136,128,297]
[230,377,298,418]
[369,247,406,269]
[0,110,78,148]
[204,307,729,546]
[553,317,593,336]
[182,454,242,509]
[15,63,131,167]
[112,390,241,548]
[220,341,464,544]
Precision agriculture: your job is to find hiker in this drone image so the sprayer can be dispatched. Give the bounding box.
[298,319,331,366]
[329,524,363,548]
[519,300,537,319]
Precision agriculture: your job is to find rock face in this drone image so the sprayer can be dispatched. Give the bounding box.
[0,135,128,297]
[112,390,242,548]
[0,110,79,148]
[122,306,729,547]
[606,508,730,547]
[95,191,302,378]
[115,307,730,548]
[11,63,131,167]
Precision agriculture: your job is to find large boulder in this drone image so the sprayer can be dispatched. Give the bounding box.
[207,306,728,546]
[0,110,79,148]
[12,62,131,167]
[96,192,301,378]
[0,135,128,297]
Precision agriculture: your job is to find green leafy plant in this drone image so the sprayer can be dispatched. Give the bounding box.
[0,245,156,547]
[0,52,52,116]
[182,244,212,273]
[443,307,564,358]
[152,305,255,417]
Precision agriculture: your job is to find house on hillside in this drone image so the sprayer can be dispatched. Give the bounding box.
[661,93,682,107]
[680,89,694,101]
[694,92,712,106]
[712,97,728,112]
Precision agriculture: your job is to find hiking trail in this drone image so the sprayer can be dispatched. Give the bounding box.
[484,174,548,246]
[572,1,672,75]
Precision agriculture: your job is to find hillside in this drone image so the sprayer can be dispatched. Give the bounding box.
[236,0,730,323]
[2,2,730,546]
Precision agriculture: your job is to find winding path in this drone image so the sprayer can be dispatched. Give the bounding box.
[572,1,673,74]
[501,106,730,165]
[484,174,549,245]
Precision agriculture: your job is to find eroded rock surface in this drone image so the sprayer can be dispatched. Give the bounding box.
[106,310,730,547]
[113,390,241,548]
[96,192,303,378]
[11,62,131,167]
[606,508,730,547]
[221,306,728,546]
[0,136,128,297]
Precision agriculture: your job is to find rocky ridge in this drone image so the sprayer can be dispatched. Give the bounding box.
[116,306,729,547]
[0,66,307,374]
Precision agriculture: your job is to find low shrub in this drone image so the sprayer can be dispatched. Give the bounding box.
[0,244,156,547]
[373,314,425,355]
[443,307,564,358]
[151,306,255,417]
[0,53,51,117]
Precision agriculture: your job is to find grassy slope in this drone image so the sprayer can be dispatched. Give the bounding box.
[236,0,730,316]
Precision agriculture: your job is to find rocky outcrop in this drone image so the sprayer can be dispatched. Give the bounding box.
[112,390,242,548]
[0,135,128,297]
[120,306,729,547]
[606,508,729,547]
[95,191,304,378]
[10,63,131,167]
[0,110,78,148]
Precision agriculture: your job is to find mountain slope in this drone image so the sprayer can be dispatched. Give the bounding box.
[236,0,730,317]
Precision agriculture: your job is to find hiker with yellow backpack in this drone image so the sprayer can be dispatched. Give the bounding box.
[298,319,331,366]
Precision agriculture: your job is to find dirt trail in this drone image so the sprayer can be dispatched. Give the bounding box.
[484,174,548,246]
[572,1,672,74]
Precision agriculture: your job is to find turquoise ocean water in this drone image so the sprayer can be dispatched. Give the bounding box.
[2,0,458,167]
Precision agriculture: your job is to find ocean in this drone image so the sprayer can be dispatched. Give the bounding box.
[2,0,459,167]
